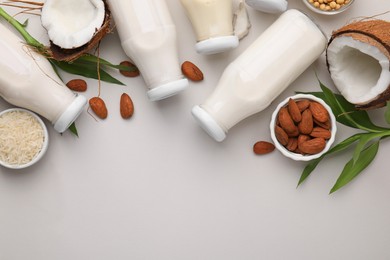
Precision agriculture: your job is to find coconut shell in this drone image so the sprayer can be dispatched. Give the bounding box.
[48,0,112,62]
[326,19,390,110]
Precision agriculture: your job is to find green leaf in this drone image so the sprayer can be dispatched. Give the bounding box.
[0,7,44,50]
[68,122,79,137]
[330,141,380,194]
[50,59,125,85]
[300,83,389,132]
[297,134,363,186]
[76,54,138,72]
[385,101,390,125]
[22,19,28,27]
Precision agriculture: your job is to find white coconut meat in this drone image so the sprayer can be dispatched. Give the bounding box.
[233,0,251,40]
[327,36,390,105]
[41,0,105,49]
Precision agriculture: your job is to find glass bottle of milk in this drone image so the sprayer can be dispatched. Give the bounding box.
[107,0,189,101]
[0,22,87,133]
[179,0,239,55]
[192,9,327,142]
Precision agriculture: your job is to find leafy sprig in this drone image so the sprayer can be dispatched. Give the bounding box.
[0,7,137,136]
[297,80,390,194]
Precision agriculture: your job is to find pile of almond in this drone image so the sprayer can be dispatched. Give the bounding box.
[274,98,332,155]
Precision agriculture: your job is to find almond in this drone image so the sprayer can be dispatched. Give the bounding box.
[298,109,313,135]
[275,125,289,146]
[119,61,140,77]
[89,97,108,119]
[181,61,204,81]
[253,141,275,155]
[309,102,329,123]
[296,100,310,112]
[288,98,301,123]
[66,79,87,92]
[286,138,298,152]
[314,118,331,130]
[286,127,299,137]
[298,138,326,155]
[120,93,134,119]
[310,127,331,139]
[278,107,297,135]
[297,134,311,147]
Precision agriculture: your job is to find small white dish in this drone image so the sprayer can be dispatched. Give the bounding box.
[270,94,337,161]
[0,108,49,169]
[302,0,355,15]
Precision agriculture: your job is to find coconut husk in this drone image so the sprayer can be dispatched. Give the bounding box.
[48,0,112,62]
[326,19,390,110]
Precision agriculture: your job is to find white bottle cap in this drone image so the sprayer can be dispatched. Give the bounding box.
[191,105,226,142]
[54,94,87,133]
[147,78,189,101]
[245,0,288,13]
[195,35,239,55]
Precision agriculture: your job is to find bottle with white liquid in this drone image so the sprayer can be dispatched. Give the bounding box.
[179,0,239,55]
[0,22,87,133]
[192,9,327,142]
[107,0,188,101]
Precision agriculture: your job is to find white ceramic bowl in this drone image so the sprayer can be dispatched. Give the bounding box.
[302,0,355,15]
[270,94,337,161]
[0,108,49,169]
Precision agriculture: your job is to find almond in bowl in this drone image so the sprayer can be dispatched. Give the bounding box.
[270,94,337,161]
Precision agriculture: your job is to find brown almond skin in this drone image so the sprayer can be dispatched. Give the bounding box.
[298,138,326,155]
[66,79,87,92]
[298,109,313,135]
[181,61,204,81]
[89,97,108,119]
[278,107,297,135]
[119,61,140,77]
[314,118,331,130]
[120,93,134,119]
[297,134,311,147]
[297,100,310,112]
[286,138,298,152]
[253,141,275,155]
[310,127,331,139]
[288,98,302,123]
[309,102,329,123]
[287,127,299,137]
[275,125,289,146]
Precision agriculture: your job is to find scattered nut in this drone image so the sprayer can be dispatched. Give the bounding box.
[253,141,275,155]
[89,97,108,119]
[119,61,140,77]
[181,61,204,81]
[66,79,87,92]
[120,93,134,119]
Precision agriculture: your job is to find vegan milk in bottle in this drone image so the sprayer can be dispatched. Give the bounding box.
[0,22,87,133]
[179,0,239,55]
[107,0,188,101]
[192,9,327,142]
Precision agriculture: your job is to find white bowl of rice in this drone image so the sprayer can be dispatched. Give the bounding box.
[0,108,49,169]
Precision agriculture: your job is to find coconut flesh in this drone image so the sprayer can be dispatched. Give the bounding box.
[326,20,390,109]
[233,0,251,40]
[41,0,111,61]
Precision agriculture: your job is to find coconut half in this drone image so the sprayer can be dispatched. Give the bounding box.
[41,0,111,61]
[326,20,390,109]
